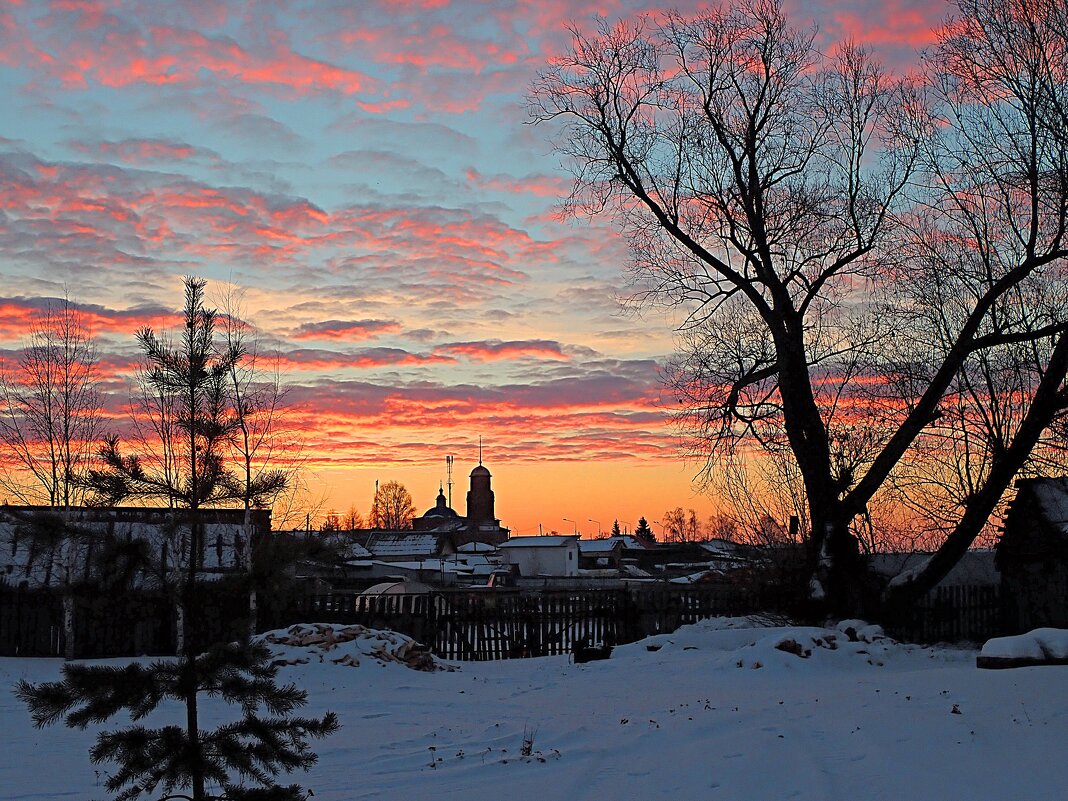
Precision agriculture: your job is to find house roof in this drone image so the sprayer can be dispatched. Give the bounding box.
[1031,477,1068,534]
[337,541,372,559]
[579,538,623,553]
[579,535,656,553]
[999,477,1068,561]
[871,550,999,587]
[366,532,443,557]
[699,539,745,556]
[361,579,433,596]
[456,541,497,553]
[499,535,578,548]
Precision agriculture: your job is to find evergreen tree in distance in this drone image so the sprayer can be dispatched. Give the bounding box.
[634,517,654,542]
[611,519,621,537]
[17,278,337,801]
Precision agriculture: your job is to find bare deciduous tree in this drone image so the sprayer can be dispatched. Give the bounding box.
[343,504,364,530]
[530,0,1068,614]
[370,480,416,530]
[218,287,293,516]
[661,506,703,542]
[218,286,296,637]
[0,295,102,657]
[0,295,101,507]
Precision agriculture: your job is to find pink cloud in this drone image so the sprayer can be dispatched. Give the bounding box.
[465,167,571,198]
[290,319,402,341]
[66,137,216,164]
[0,296,180,341]
[277,347,456,372]
[434,339,570,362]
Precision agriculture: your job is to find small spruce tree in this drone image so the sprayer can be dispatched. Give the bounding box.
[17,641,337,801]
[611,519,621,537]
[17,278,337,801]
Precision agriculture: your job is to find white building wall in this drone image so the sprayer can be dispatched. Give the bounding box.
[501,543,579,577]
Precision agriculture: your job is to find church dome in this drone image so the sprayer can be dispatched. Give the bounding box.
[422,488,458,518]
[423,505,459,518]
[470,464,491,477]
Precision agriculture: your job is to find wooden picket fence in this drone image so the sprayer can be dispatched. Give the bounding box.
[0,578,249,658]
[885,584,1005,644]
[1,580,1010,660]
[0,582,64,657]
[263,584,789,661]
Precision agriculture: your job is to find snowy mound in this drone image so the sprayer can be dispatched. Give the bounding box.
[632,617,909,671]
[256,623,457,672]
[977,628,1068,669]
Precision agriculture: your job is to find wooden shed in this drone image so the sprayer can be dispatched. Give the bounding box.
[997,477,1068,632]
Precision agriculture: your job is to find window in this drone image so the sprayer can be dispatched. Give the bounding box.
[569,551,573,560]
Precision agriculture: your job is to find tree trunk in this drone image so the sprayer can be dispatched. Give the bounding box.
[814,512,865,618]
[62,523,76,660]
[184,511,205,801]
[175,601,185,658]
[245,509,257,640]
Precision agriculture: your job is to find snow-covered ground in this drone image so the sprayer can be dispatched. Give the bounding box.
[3,617,1068,800]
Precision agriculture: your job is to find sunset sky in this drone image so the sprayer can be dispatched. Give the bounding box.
[0,0,946,536]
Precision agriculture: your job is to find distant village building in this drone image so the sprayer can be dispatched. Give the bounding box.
[364,460,509,564]
[577,537,624,570]
[334,459,511,585]
[998,477,1068,631]
[365,531,454,562]
[499,535,580,577]
[0,505,268,589]
[412,461,508,544]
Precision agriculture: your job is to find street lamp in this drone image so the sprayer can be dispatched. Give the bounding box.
[588,518,601,537]
[562,517,577,534]
[654,519,666,539]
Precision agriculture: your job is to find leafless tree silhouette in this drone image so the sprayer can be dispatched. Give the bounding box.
[531,0,1068,612]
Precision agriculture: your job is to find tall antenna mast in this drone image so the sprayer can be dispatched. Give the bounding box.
[445,455,454,509]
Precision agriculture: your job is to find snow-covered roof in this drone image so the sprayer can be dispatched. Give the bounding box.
[872,550,998,588]
[699,539,744,556]
[338,541,373,559]
[415,518,466,533]
[360,579,433,596]
[448,553,495,566]
[499,535,578,549]
[669,570,721,584]
[580,535,657,552]
[578,538,622,553]
[456,541,497,553]
[366,533,443,557]
[1032,477,1068,532]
